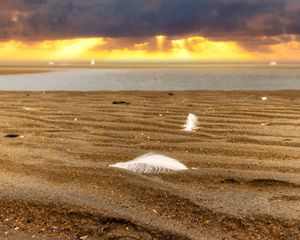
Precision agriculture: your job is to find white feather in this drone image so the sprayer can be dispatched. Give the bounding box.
[183,113,198,132]
[109,153,188,173]
[261,97,268,101]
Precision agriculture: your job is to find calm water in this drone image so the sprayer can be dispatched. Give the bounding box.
[0,67,300,91]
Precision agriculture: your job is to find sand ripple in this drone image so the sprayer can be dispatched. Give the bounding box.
[0,91,299,239]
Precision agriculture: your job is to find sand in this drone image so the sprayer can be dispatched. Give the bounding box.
[0,91,299,239]
[0,68,52,75]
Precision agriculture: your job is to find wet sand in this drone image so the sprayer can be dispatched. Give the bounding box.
[0,91,299,239]
[0,68,52,75]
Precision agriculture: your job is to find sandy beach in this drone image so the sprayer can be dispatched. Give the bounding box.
[0,90,299,239]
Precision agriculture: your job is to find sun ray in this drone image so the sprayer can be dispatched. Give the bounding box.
[0,35,299,63]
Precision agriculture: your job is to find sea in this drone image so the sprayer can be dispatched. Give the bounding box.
[0,65,299,91]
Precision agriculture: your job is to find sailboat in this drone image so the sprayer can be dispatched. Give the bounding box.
[269,61,278,66]
[91,59,96,66]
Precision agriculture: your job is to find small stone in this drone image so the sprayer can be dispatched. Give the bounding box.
[52,226,58,230]
[80,235,88,240]
[4,134,21,138]
[112,101,130,105]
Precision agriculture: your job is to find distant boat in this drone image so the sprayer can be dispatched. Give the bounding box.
[91,59,96,65]
[48,61,55,65]
[269,61,278,66]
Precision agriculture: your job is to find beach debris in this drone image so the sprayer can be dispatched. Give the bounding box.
[183,113,199,132]
[74,117,78,121]
[110,153,188,174]
[4,134,23,138]
[79,235,88,240]
[168,93,174,96]
[261,97,268,101]
[260,122,271,126]
[52,226,58,231]
[112,101,130,105]
[23,107,35,111]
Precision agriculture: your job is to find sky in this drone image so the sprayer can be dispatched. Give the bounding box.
[1,0,300,63]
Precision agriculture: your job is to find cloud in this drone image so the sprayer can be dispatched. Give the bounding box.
[0,0,299,45]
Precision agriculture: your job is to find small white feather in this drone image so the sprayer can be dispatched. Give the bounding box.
[183,113,198,132]
[109,153,188,173]
[261,97,268,101]
[23,107,35,111]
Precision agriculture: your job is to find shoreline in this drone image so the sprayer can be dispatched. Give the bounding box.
[0,64,300,70]
[0,69,53,75]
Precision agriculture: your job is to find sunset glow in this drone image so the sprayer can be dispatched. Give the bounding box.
[1,0,300,63]
[2,35,299,63]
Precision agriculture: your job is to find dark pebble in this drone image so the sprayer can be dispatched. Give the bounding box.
[4,134,21,138]
[112,101,130,105]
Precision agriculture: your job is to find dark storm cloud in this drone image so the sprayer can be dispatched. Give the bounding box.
[0,0,300,41]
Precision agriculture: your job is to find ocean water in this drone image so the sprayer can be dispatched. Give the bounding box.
[0,67,299,91]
